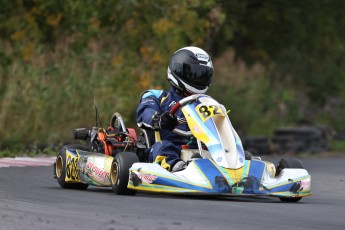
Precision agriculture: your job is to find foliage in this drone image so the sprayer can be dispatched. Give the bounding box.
[215,0,345,103]
[329,140,345,152]
[211,0,345,134]
[0,0,345,150]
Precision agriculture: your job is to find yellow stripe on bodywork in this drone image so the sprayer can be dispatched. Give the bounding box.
[216,160,250,194]
[130,162,213,189]
[238,160,251,193]
[217,161,250,180]
[182,107,211,143]
[270,191,311,197]
[263,175,311,190]
[128,182,200,193]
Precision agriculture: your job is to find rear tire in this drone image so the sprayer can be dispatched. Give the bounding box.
[55,144,89,190]
[111,152,139,195]
[276,158,304,202]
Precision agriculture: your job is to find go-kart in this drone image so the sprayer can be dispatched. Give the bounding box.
[54,95,311,202]
[54,112,144,194]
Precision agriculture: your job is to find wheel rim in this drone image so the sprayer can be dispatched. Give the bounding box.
[111,161,119,185]
[56,156,63,178]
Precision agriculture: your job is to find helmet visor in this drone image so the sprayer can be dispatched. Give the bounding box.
[171,61,213,87]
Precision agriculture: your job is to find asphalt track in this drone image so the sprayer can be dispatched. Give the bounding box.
[0,157,344,230]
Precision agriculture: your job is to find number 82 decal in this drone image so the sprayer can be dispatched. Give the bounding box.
[196,104,225,121]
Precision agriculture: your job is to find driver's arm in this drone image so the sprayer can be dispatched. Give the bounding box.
[136,90,162,130]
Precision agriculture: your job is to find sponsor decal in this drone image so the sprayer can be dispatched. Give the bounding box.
[239,157,244,163]
[216,156,222,162]
[215,176,232,193]
[290,182,303,194]
[192,126,202,134]
[300,180,311,190]
[195,53,208,60]
[236,176,270,194]
[135,172,158,184]
[141,98,155,104]
[86,162,109,181]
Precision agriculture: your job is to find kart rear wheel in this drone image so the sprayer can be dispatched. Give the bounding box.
[111,152,139,195]
[55,144,89,190]
[276,158,304,202]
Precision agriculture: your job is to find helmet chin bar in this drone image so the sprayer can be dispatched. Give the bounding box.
[168,72,208,96]
[167,72,189,96]
[173,87,190,97]
[174,83,196,97]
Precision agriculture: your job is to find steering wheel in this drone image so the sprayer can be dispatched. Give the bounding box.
[109,112,127,132]
[169,94,203,115]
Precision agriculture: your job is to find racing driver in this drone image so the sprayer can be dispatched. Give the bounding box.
[136,46,214,172]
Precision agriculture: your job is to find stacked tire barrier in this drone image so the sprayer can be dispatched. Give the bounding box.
[243,137,270,155]
[243,126,330,155]
[271,126,329,154]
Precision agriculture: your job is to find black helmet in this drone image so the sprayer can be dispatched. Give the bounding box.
[167,46,213,95]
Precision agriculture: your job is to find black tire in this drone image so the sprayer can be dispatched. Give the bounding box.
[275,158,304,202]
[55,144,89,190]
[244,151,253,160]
[275,158,304,176]
[243,137,270,155]
[110,152,139,195]
[279,197,302,202]
[273,127,328,153]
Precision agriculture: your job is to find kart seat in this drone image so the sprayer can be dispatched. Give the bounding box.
[140,129,155,148]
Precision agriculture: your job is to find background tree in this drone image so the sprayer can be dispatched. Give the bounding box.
[0,0,344,149]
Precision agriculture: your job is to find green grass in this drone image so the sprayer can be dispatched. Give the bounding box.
[329,140,345,152]
[0,147,57,158]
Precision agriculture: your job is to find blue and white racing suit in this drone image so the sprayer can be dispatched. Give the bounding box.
[136,87,191,171]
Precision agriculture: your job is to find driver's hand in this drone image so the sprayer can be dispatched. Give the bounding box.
[152,111,178,131]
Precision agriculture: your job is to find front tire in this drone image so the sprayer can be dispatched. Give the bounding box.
[55,144,89,190]
[279,197,302,202]
[275,158,304,176]
[276,158,304,202]
[111,152,139,195]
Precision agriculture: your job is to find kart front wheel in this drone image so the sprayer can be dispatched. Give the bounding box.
[276,158,304,202]
[275,158,304,176]
[111,152,139,195]
[55,144,89,190]
[279,197,302,202]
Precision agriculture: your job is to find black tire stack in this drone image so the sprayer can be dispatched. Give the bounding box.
[242,137,270,156]
[271,126,328,154]
[242,126,330,155]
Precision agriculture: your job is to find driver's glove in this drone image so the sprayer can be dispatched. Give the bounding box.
[152,111,178,131]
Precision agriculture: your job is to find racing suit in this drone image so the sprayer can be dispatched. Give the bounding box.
[136,87,191,171]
